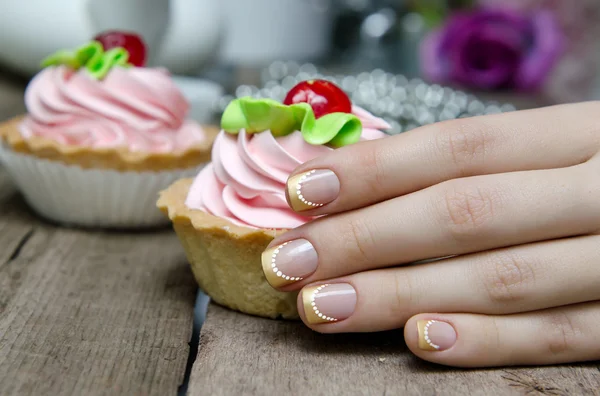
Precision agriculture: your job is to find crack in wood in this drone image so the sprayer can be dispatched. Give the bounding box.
[7,228,35,262]
[177,314,201,395]
[0,228,34,314]
[501,370,565,395]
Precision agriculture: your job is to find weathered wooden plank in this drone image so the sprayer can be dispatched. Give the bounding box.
[189,303,600,396]
[0,69,198,395]
[0,73,34,316]
[0,171,198,395]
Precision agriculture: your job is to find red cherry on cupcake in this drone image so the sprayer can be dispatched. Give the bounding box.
[93,31,147,67]
[283,80,352,118]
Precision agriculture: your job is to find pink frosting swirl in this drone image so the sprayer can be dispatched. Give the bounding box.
[20,65,206,153]
[185,106,391,229]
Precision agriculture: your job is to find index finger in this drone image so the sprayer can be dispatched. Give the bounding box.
[286,102,600,214]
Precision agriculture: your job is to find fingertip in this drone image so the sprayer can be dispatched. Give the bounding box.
[296,286,327,333]
[286,169,341,213]
[406,313,501,368]
[261,238,319,293]
[297,283,358,333]
[405,314,458,359]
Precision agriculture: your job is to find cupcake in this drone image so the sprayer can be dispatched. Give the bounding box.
[158,79,390,319]
[0,32,217,228]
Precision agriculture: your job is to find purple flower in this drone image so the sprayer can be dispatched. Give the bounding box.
[420,7,565,90]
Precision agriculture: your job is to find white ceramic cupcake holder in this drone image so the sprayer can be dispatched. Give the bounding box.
[0,145,203,228]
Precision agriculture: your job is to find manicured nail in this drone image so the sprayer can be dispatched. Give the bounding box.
[417,320,457,351]
[261,239,318,288]
[302,283,357,324]
[287,169,340,212]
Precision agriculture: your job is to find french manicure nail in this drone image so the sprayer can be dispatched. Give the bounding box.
[261,239,318,288]
[287,169,340,212]
[417,320,457,351]
[302,283,357,324]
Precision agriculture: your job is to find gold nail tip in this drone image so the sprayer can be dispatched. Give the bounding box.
[261,244,302,289]
[286,171,316,212]
[302,284,339,325]
[417,320,443,351]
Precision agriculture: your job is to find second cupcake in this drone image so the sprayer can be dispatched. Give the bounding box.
[0,32,217,228]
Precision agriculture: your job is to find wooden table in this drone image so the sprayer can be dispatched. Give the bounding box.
[0,70,598,396]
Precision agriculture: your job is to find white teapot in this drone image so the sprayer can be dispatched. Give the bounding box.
[0,0,222,76]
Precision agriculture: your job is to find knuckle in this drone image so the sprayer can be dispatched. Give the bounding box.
[438,182,499,242]
[340,216,377,265]
[477,251,536,307]
[388,271,414,320]
[481,316,503,357]
[435,120,492,176]
[540,311,580,356]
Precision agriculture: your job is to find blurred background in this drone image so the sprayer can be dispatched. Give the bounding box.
[2,0,600,130]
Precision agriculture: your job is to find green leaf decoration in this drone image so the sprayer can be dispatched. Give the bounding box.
[221,97,362,147]
[40,41,132,80]
[86,48,130,79]
[40,49,83,70]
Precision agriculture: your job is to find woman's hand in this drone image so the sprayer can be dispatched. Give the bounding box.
[261,102,600,368]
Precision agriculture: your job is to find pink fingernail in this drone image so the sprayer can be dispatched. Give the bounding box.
[302,283,357,324]
[417,320,457,351]
[287,169,340,211]
[261,239,318,288]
